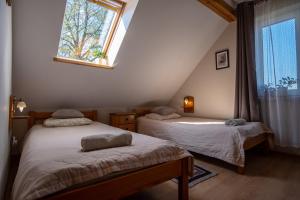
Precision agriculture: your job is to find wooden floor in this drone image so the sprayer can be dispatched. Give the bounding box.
[125,151,300,200]
[6,151,300,200]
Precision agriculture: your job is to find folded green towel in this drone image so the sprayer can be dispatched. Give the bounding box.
[225,118,246,126]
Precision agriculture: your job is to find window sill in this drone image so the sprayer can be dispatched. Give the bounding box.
[53,57,114,69]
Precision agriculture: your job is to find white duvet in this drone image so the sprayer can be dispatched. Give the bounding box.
[12,122,191,200]
[138,117,272,167]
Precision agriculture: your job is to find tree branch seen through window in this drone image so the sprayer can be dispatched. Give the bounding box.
[56,0,125,66]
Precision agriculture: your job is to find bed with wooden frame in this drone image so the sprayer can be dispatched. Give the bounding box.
[133,108,273,174]
[239,132,271,173]
[13,110,193,200]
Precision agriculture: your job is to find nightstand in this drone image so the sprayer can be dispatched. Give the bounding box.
[110,112,136,132]
[11,115,31,156]
[12,115,30,120]
[11,115,31,128]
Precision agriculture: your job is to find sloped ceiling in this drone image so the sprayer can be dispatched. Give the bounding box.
[12,0,228,109]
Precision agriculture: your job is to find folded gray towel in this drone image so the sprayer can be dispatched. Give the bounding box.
[225,118,246,126]
[81,132,132,152]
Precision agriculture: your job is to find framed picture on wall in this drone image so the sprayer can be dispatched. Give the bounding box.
[215,49,229,70]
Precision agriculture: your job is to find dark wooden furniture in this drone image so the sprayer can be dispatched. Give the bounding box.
[45,157,191,200]
[110,112,137,132]
[12,115,30,120]
[11,115,31,155]
[239,132,273,173]
[9,96,14,130]
[24,111,192,200]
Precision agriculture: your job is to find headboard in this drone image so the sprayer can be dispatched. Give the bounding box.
[132,107,152,117]
[9,96,14,130]
[28,110,98,130]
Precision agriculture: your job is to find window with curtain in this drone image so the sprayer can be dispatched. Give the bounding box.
[255,1,300,96]
[255,0,300,148]
[262,18,298,91]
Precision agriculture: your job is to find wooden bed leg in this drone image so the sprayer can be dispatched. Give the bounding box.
[237,166,245,174]
[178,174,189,200]
[262,140,270,154]
[178,159,189,200]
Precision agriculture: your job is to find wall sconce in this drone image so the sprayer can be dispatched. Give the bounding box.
[12,96,27,113]
[184,96,194,113]
[17,100,27,112]
[9,95,30,131]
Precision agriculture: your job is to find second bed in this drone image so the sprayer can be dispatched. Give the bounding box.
[138,116,273,172]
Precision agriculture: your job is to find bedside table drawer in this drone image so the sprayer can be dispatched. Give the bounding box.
[110,112,137,132]
[117,124,136,132]
[112,115,136,125]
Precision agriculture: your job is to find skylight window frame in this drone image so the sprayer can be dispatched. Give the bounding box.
[89,0,126,56]
[54,0,127,69]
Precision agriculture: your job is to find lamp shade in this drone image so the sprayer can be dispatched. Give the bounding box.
[184,96,194,113]
[17,101,27,112]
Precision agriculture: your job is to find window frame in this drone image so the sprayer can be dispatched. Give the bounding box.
[256,11,300,96]
[54,0,126,69]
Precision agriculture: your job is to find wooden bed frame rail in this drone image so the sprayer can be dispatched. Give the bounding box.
[44,157,191,200]
[237,132,272,174]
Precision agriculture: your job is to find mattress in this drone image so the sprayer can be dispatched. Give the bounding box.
[12,122,191,200]
[138,117,272,167]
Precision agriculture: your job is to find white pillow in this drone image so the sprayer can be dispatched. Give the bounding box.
[43,118,92,127]
[52,109,84,119]
[151,106,176,115]
[145,113,181,120]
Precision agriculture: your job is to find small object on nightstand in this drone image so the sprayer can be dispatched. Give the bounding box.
[110,112,137,132]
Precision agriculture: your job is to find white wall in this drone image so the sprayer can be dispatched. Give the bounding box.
[0,1,12,198]
[12,0,228,112]
[170,23,237,119]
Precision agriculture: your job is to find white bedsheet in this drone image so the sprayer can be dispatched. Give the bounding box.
[138,117,272,167]
[12,122,191,200]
